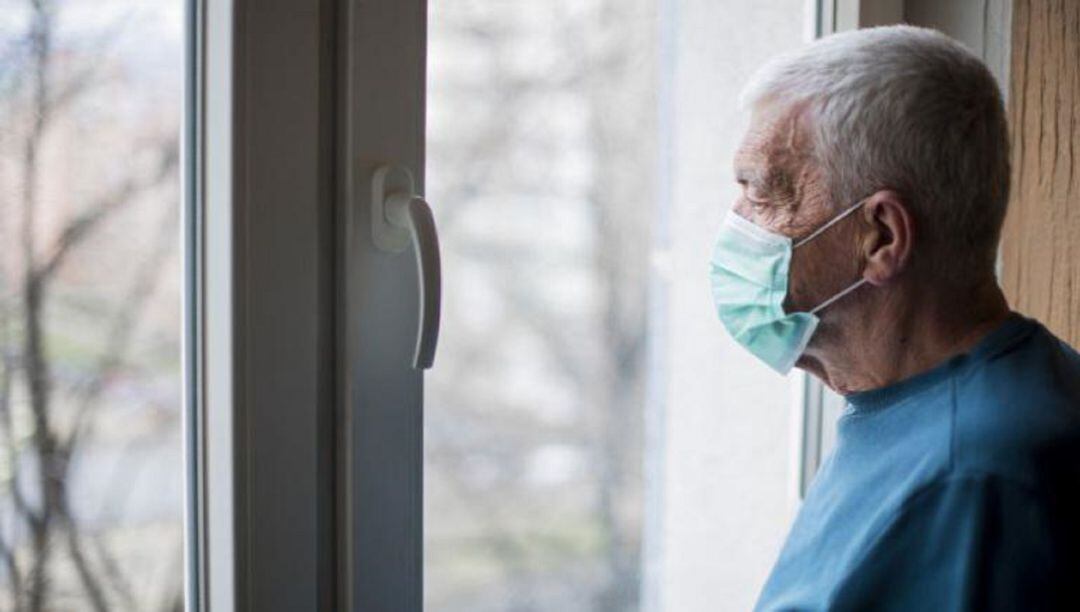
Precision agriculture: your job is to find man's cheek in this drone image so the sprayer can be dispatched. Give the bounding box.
[784,260,814,314]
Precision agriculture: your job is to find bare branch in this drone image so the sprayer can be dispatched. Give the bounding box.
[58,509,109,612]
[60,194,178,462]
[42,11,139,118]
[153,538,185,612]
[35,138,179,283]
[0,527,24,612]
[0,292,37,610]
[90,534,137,612]
[0,312,41,533]
[1,3,139,133]
[9,2,180,611]
[21,3,60,608]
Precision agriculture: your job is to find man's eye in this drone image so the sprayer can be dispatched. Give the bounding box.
[741,183,768,205]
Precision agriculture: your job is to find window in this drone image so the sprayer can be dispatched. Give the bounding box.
[2,2,1010,610]
[425,1,813,609]
[425,2,655,609]
[0,1,184,609]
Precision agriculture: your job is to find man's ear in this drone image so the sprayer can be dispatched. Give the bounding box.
[861,190,913,286]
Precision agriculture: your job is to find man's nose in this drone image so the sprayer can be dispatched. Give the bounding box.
[731,200,753,220]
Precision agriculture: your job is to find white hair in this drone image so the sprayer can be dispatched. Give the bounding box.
[740,25,1009,284]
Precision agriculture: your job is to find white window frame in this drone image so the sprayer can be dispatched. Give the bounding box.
[190,0,346,609]
[187,0,428,610]
[186,0,1012,607]
[337,0,428,609]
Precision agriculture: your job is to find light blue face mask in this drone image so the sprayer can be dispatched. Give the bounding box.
[709,201,869,374]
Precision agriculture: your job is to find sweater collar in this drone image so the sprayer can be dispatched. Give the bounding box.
[843,312,1035,412]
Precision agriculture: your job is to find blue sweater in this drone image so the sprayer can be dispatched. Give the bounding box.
[755,313,1080,611]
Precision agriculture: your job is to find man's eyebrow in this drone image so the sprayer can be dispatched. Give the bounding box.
[734,165,764,185]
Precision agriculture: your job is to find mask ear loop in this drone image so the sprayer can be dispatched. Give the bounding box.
[795,198,871,315]
[809,277,868,314]
[793,198,869,249]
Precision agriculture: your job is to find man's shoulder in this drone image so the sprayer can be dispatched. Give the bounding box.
[968,318,1079,402]
[951,319,1080,487]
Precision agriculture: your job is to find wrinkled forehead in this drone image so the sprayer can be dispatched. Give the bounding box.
[733,101,812,181]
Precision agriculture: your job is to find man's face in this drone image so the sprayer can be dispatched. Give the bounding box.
[731,103,866,319]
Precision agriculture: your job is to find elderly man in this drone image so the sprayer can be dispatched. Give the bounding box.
[709,25,1080,610]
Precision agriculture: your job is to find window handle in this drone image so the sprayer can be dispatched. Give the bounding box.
[371,165,442,369]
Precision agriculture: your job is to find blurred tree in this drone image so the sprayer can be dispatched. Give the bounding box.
[426,0,655,610]
[0,1,181,610]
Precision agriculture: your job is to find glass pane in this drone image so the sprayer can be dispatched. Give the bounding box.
[0,1,184,609]
[425,2,654,609]
[427,1,810,610]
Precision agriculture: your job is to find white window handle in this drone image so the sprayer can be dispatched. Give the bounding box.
[371,165,441,369]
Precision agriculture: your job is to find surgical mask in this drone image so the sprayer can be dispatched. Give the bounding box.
[709,201,869,374]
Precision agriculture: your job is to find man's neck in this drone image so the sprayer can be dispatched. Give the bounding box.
[801,278,1012,395]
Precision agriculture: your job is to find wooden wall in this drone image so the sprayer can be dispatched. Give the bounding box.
[1001,0,1080,348]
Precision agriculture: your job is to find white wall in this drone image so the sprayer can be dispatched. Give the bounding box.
[646,2,810,610]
